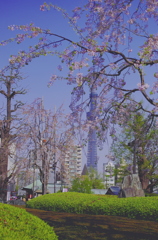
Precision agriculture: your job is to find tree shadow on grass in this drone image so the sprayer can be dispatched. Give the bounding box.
[16,206,158,240]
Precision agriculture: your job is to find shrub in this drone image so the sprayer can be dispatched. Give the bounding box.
[26,192,158,221]
[0,203,58,240]
[145,193,158,197]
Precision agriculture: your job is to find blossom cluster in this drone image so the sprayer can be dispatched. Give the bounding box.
[139,34,158,60]
[137,83,150,91]
[1,0,158,146]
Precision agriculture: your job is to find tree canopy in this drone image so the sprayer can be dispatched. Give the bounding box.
[70,167,104,193]
[110,112,158,192]
[0,0,158,145]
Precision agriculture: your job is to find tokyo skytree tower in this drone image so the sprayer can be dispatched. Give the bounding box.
[86,90,98,171]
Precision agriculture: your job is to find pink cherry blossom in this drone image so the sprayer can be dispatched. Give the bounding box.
[137,83,150,91]
[1,0,158,146]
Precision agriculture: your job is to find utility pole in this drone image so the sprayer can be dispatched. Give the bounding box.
[53,106,56,193]
[133,143,136,174]
[52,161,57,193]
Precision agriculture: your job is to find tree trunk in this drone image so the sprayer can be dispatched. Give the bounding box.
[42,152,48,195]
[0,150,8,201]
[145,182,155,193]
[138,169,149,190]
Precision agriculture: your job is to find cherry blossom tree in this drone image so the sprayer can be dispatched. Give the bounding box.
[22,98,75,195]
[0,0,158,145]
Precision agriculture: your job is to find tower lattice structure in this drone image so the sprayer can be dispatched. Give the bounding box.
[86,91,98,171]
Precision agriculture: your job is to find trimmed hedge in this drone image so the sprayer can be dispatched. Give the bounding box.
[145,192,158,197]
[0,203,58,240]
[26,192,158,221]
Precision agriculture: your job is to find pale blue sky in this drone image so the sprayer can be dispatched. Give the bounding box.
[0,0,81,110]
[0,0,99,171]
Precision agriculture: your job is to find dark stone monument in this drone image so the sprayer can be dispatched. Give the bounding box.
[120,174,145,198]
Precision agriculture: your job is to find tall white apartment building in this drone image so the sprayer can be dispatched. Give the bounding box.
[62,145,82,186]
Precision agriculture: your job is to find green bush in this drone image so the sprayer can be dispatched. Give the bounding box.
[145,192,158,197]
[26,192,158,221]
[0,203,58,240]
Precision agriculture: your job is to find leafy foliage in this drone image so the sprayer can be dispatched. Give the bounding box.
[26,192,158,221]
[0,203,58,240]
[110,112,158,192]
[88,167,105,189]
[145,193,158,197]
[114,158,129,184]
[70,168,104,193]
[70,176,93,193]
